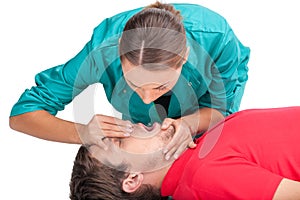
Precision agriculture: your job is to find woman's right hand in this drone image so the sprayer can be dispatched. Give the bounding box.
[78,114,133,149]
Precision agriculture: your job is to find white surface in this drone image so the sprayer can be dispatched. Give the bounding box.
[1,0,299,199]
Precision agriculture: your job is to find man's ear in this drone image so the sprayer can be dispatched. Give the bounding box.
[122,173,144,193]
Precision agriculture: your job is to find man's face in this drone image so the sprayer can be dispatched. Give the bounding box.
[114,122,174,153]
[89,123,175,172]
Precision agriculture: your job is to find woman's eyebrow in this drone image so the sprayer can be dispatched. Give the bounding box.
[127,80,140,88]
[127,80,170,89]
[153,82,169,89]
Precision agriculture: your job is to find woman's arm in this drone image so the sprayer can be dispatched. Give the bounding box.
[198,21,250,117]
[9,110,132,146]
[9,110,82,144]
[181,107,224,135]
[273,178,300,200]
[9,17,115,140]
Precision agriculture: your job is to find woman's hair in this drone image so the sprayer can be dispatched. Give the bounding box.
[69,146,167,200]
[119,1,187,70]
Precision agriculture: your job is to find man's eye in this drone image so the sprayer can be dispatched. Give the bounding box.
[112,138,122,147]
[116,139,122,146]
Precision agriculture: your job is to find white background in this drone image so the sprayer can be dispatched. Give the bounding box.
[1,0,299,199]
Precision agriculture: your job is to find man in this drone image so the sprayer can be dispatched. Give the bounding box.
[70,107,300,199]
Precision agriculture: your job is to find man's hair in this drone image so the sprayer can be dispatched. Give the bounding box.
[69,146,168,200]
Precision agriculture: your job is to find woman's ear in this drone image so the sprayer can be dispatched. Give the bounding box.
[122,173,144,193]
[184,47,190,62]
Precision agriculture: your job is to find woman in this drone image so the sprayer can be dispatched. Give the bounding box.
[9,1,250,159]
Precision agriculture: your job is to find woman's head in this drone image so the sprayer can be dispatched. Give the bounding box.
[119,1,187,69]
[119,1,188,103]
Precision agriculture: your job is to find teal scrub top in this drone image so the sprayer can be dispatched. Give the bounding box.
[10,3,250,125]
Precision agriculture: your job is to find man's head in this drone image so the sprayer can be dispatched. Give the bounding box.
[70,123,175,200]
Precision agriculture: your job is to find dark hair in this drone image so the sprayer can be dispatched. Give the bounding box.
[69,146,167,200]
[119,1,187,70]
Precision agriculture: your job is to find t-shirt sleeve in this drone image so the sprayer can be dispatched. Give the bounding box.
[199,22,250,116]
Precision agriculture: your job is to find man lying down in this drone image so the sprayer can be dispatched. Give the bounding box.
[70,106,300,200]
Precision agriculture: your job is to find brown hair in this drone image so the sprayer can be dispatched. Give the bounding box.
[119,1,187,70]
[69,146,167,200]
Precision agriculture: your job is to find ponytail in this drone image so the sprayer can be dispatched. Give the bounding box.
[146,1,183,21]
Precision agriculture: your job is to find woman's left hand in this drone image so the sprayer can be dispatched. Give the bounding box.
[161,118,197,160]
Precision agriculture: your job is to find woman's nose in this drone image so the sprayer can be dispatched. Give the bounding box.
[141,93,153,104]
[138,89,155,104]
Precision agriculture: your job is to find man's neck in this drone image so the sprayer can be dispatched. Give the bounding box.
[142,163,173,188]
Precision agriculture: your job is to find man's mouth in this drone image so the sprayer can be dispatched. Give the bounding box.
[130,123,161,139]
[143,123,155,131]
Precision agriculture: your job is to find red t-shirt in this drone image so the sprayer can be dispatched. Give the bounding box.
[161,106,300,199]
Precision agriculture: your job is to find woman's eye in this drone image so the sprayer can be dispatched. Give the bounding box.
[158,86,167,91]
[129,84,136,88]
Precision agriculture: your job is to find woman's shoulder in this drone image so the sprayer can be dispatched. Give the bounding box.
[91,7,143,46]
[173,3,225,19]
[173,3,229,33]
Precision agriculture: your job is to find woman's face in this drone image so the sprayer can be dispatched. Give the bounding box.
[121,58,182,104]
